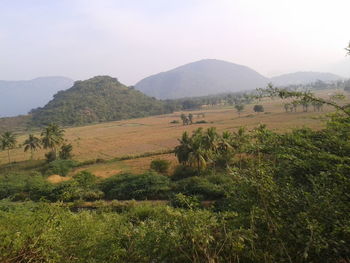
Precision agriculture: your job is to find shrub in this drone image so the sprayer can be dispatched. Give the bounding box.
[195,120,208,124]
[0,173,53,201]
[44,159,77,176]
[171,165,197,181]
[150,159,171,174]
[45,151,57,162]
[253,104,264,113]
[170,120,180,124]
[173,176,226,200]
[170,193,201,209]
[100,172,171,200]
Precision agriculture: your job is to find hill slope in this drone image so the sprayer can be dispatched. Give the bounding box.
[271,71,342,86]
[135,59,269,99]
[0,76,74,117]
[31,76,171,126]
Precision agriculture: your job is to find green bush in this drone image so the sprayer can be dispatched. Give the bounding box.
[150,159,171,174]
[171,165,197,181]
[170,193,201,209]
[44,159,77,176]
[100,172,171,200]
[0,173,53,201]
[173,176,226,200]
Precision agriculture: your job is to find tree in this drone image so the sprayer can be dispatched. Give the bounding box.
[23,134,41,159]
[283,103,290,112]
[253,104,264,113]
[59,143,73,160]
[41,123,65,155]
[0,132,17,163]
[188,113,193,124]
[175,131,192,165]
[180,114,189,125]
[234,104,244,117]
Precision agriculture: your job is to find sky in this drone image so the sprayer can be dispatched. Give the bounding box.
[0,0,349,85]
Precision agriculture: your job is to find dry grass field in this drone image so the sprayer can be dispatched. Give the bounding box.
[0,89,347,178]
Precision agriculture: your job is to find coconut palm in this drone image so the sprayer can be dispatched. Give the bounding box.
[23,134,41,159]
[1,131,17,163]
[188,134,207,174]
[175,131,192,165]
[41,123,65,154]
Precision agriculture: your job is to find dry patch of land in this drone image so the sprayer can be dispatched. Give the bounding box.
[1,90,346,175]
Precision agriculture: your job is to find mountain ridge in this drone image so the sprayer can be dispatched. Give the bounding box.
[135,59,269,99]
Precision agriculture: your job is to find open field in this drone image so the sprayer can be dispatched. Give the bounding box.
[1,89,348,177]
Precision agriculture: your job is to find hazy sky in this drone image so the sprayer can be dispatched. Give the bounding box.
[0,0,349,85]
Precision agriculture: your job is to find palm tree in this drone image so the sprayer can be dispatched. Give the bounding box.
[41,123,65,154]
[23,134,41,159]
[188,134,207,174]
[1,131,17,163]
[175,131,192,165]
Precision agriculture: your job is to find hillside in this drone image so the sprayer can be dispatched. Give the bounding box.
[271,71,342,86]
[0,76,74,117]
[31,76,172,126]
[135,59,269,99]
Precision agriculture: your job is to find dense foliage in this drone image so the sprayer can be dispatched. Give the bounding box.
[31,76,172,126]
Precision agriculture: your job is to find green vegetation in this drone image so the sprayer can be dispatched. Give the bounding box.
[1,86,350,262]
[150,159,171,174]
[30,76,172,126]
[0,131,17,163]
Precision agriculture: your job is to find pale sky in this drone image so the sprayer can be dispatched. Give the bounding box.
[0,0,349,85]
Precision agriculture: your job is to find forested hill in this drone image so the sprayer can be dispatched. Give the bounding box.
[135,59,269,99]
[31,76,172,126]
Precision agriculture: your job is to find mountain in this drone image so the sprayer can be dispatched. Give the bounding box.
[270,71,342,86]
[135,59,269,99]
[31,76,172,126]
[0,76,74,117]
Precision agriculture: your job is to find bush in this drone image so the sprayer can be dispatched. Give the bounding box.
[253,104,264,113]
[45,151,57,162]
[150,159,171,174]
[173,176,226,200]
[0,173,53,201]
[170,193,201,209]
[195,120,208,124]
[44,159,77,176]
[100,172,171,200]
[171,165,197,181]
[170,120,180,124]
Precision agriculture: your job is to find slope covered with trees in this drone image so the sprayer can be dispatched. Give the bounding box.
[31,76,172,126]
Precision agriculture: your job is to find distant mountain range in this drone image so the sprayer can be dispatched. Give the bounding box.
[135,60,344,99]
[0,76,74,117]
[270,71,342,86]
[135,59,269,99]
[0,60,346,118]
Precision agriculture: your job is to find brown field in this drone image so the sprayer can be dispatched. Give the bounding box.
[0,89,347,178]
